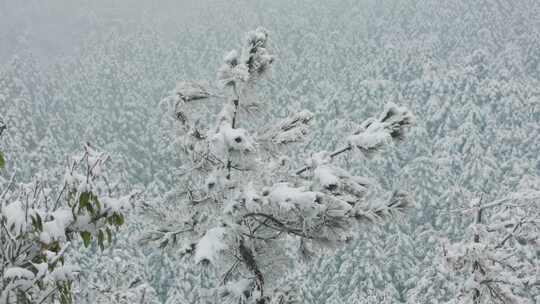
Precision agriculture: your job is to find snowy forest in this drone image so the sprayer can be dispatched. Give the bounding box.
[1,0,539,303]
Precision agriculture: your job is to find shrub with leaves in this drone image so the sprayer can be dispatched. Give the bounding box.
[0,143,134,304]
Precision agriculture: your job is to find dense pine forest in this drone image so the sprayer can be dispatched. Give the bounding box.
[1,1,539,303]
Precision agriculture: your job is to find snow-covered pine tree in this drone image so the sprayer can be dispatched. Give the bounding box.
[142,27,416,303]
[410,193,540,304]
[73,244,161,304]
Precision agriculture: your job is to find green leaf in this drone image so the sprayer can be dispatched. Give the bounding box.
[0,151,4,169]
[31,214,43,232]
[95,197,101,213]
[79,192,90,210]
[59,282,73,304]
[86,200,95,215]
[67,189,77,207]
[31,216,37,230]
[80,231,92,248]
[112,213,124,227]
[80,191,100,215]
[60,292,69,304]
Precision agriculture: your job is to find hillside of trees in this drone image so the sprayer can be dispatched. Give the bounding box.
[1,1,539,303]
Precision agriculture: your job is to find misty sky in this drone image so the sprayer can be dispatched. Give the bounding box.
[0,0,303,65]
[0,0,226,64]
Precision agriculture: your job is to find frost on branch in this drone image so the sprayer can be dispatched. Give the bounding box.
[144,27,415,304]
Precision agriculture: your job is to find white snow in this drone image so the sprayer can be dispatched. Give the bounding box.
[50,264,80,282]
[174,81,210,101]
[224,278,251,299]
[242,183,262,212]
[223,50,239,64]
[211,122,255,159]
[269,183,319,211]
[102,194,131,213]
[314,165,340,190]
[39,209,74,244]
[194,227,228,264]
[4,267,35,280]
[347,122,390,151]
[32,263,48,279]
[4,201,27,235]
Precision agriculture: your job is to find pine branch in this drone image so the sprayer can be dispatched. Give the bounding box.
[295,145,351,175]
[296,103,414,175]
